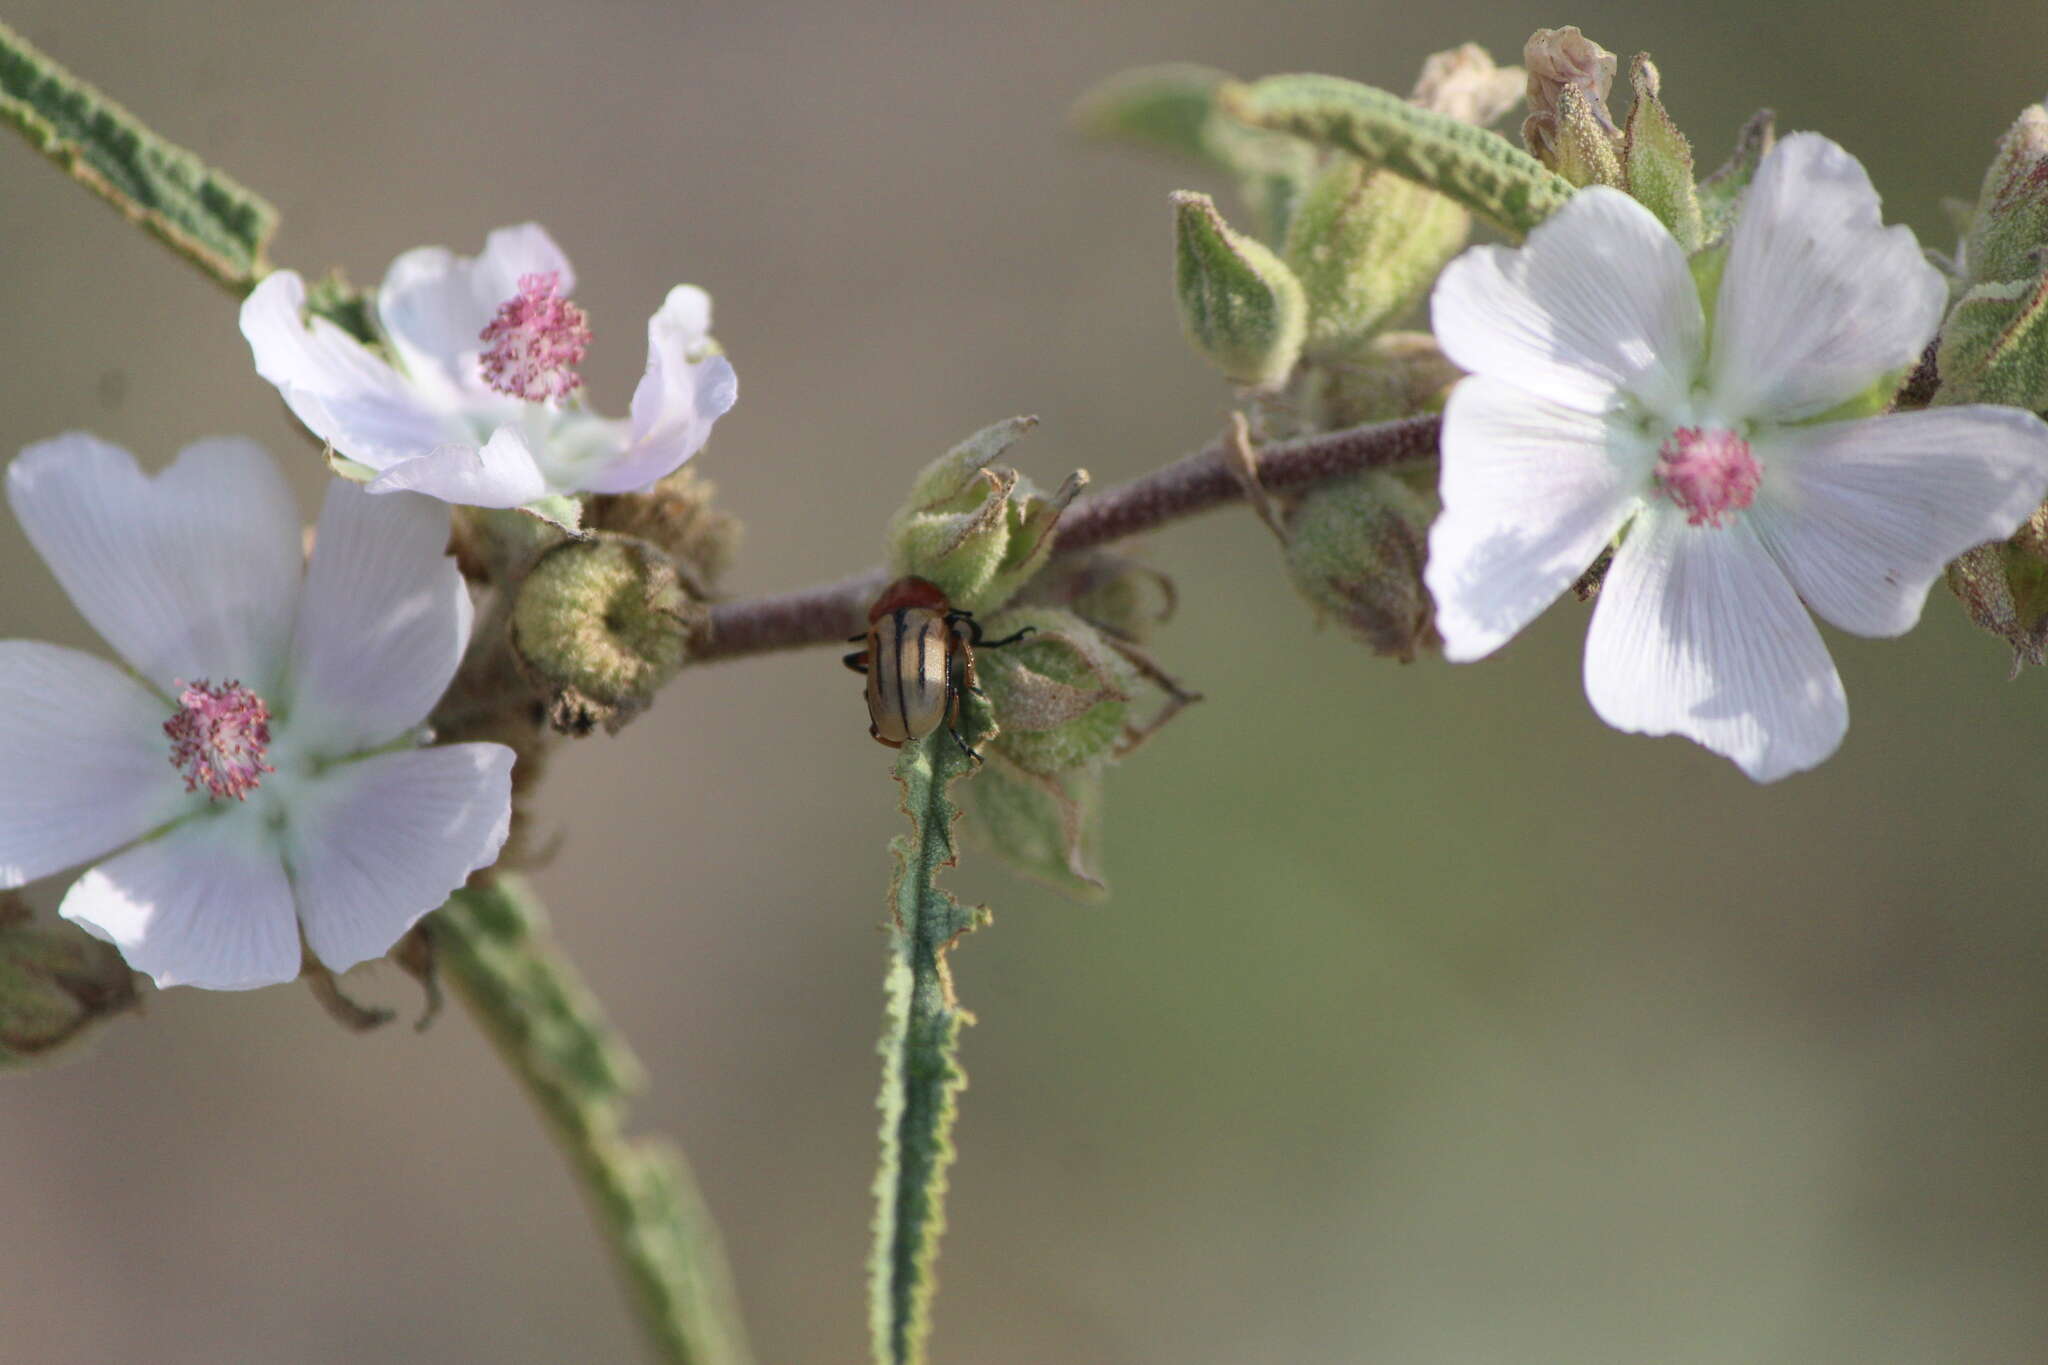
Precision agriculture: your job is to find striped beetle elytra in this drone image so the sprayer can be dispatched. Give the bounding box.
[842,576,1034,761]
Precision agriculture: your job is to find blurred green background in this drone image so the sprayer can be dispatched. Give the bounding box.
[5,2,2048,1362]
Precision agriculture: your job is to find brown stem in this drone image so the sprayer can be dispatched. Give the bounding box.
[690,414,1440,664]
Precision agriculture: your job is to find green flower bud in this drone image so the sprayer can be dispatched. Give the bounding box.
[0,897,139,1072]
[884,417,1086,613]
[1621,56,1703,252]
[1172,190,1309,390]
[1963,103,2048,289]
[1948,501,2048,670]
[973,608,1138,776]
[965,758,1107,900]
[509,533,696,735]
[1521,27,1621,186]
[1283,471,1439,661]
[1283,156,1469,361]
[1023,551,1179,645]
[1310,330,1463,429]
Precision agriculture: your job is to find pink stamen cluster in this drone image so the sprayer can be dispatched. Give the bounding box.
[164,680,275,802]
[1654,426,1761,528]
[478,271,591,403]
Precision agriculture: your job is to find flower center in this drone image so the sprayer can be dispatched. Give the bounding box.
[478,271,591,403]
[164,680,275,802]
[1654,426,1760,528]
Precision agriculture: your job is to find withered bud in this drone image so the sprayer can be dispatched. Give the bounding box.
[0,895,140,1071]
[1522,26,1621,170]
[1021,551,1179,644]
[1312,330,1464,429]
[510,533,698,735]
[584,465,741,593]
[1410,43,1525,127]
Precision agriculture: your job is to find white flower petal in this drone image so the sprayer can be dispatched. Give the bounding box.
[376,224,575,397]
[1426,375,1652,660]
[1748,406,2048,637]
[1430,187,1703,414]
[61,815,300,990]
[286,744,515,973]
[240,271,460,470]
[8,435,302,692]
[0,643,191,887]
[286,480,473,754]
[1707,133,1946,422]
[584,287,738,495]
[364,427,551,507]
[1584,510,1846,782]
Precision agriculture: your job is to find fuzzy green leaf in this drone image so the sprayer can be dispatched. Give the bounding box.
[1937,273,2048,409]
[869,704,996,1365]
[1072,62,1318,240]
[0,18,277,291]
[1223,73,1575,237]
[436,879,754,1365]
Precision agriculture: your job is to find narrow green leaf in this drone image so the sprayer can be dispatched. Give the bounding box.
[0,17,277,291]
[436,878,755,1365]
[869,706,996,1365]
[1222,73,1576,238]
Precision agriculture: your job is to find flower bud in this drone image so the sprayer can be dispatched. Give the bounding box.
[1309,330,1463,429]
[1172,190,1309,390]
[1283,471,1439,661]
[0,897,139,1071]
[1963,102,2048,289]
[1937,274,2048,409]
[1023,551,1179,645]
[509,533,696,734]
[1621,55,1703,252]
[1521,27,1621,186]
[884,417,1086,613]
[1282,156,1469,361]
[1947,501,2048,670]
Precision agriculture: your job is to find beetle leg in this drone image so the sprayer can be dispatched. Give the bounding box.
[966,620,1036,649]
[842,650,870,674]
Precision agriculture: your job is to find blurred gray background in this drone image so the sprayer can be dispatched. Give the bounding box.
[5,2,2048,1362]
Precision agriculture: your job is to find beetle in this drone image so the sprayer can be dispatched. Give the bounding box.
[842,575,1034,761]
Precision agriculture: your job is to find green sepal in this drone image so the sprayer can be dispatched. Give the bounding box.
[1791,370,1908,427]
[520,493,587,538]
[1963,103,2048,289]
[1548,84,1623,189]
[1936,273,2048,409]
[1223,73,1575,238]
[1172,191,1308,390]
[973,608,1136,775]
[885,418,1086,614]
[965,757,1108,901]
[869,700,997,1365]
[1621,56,1703,253]
[1071,62,1318,240]
[1696,110,1775,245]
[1282,155,1470,360]
[0,17,277,291]
[1689,239,1731,337]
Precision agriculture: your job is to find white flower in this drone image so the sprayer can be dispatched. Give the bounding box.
[1425,133,2048,781]
[0,436,516,989]
[239,223,737,510]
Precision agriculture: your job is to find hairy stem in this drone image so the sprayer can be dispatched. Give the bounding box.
[436,877,754,1365]
[692,413,1440,663]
